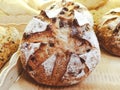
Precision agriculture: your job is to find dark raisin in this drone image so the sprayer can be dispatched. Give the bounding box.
[31,56,36,61]
[71,2,74,5]
[23,33,30,39]
[51,18,57,23]
[60,11,65,14]
[0,59,4,61]
[80,57,85,63]
[68,72,75,76]
[78,69,82,74]
[110,11,116,14]
[46,25,51,31]
[113,28,119,33]
[49,43,54,47]
[86,49,91,52]
[74,5,80,9]
[11,41,15,44]
[113,23,120,34]
[50,5,55,9]
[59,21,64,28]
[24,43,29,48]
[63,7,68,11]
[73,19,79,26]
[107,26,111,30]
[40,10,46,16]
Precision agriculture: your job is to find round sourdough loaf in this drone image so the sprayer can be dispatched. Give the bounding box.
[20,1,100,86]
[97,8,120,56]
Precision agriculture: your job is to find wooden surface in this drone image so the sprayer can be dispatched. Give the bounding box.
[9,49,120,90]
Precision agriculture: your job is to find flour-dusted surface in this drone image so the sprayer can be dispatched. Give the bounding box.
[41,54,56,76]
[45,8,63,18]
[107,17,120,31]
[74,10,92,26]
[79,49,100,71]
[20,42,41,63]
[20,1,100,86]
[25,18,48,34]
[9,49,120,90]
[82,27,100,49]
[63,54,83,78]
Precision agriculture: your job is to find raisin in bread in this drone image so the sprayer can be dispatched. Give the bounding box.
[20,1,100,86]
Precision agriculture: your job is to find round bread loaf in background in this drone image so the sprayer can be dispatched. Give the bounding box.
[20,1,100,86]
[97,8,120,56]
[90,0,120,28]
[74,0,108,10]
[0,26,20,69]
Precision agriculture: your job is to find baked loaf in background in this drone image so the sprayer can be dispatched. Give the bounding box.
[90,0,120,28]
[97,8,120,56]
[20,1,100,86]
[0,26,20,69]
[74,0,108,10]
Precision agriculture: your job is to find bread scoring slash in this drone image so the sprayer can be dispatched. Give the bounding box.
[20,1,100,86]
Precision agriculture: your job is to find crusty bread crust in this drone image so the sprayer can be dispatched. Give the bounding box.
[20,1,100,86]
